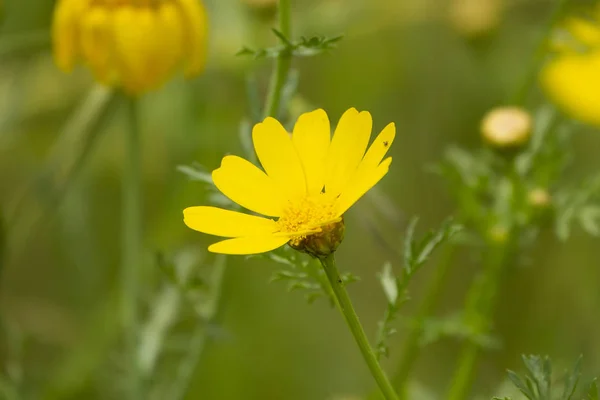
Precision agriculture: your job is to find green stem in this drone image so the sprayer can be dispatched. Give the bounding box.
[320,255,400,400]
[264,0,292,118]
[510,0,570,105]
[392,245,457,399]
[445,241,509,400]
[122,96,143,400]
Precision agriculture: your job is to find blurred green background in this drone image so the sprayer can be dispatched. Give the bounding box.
[0,0,599,399]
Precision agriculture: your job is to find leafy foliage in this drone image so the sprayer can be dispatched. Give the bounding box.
[554,173,600,240]
[375,217,463,359]
[492,355,599,400]
[237,30,343,59]
[267,246,359,305]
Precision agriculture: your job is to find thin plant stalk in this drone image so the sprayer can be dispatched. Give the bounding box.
[511,0,570,105]
[320,255,400,400]
[445,241,510,400]
[122,96,143,400]
[264,0,292,118]
[392,245,457,399]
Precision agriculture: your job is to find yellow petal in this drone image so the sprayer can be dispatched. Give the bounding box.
[212,155,287,217]
[183,206,277,237]
[541,52,600,127]
[150,3,186,84]
[252,117,306,199]
[112,7,156,94]
[324,108,373,196]
[52,0,91,72]
[358,123,395,172]
[208,235,290,255]
[79,6,115,85]
[292,109,331,195]
[177,0,209,77]
[336,157,392,215]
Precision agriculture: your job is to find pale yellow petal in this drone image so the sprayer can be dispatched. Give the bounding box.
[292,109,331,195]
[208,235,290,255]
[183,206,277,237]
[79,7,115,85]
[336,157,392,215]
[324,108,373,196]
[177,0,209,77]
[252,117,306,199]
[212,155,287,217]
[52,0,91,71]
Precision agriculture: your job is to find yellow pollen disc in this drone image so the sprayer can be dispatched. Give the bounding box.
[276,194,339,246]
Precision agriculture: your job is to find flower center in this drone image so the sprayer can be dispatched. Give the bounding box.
[91,0,173,8]
[276,194,339,244]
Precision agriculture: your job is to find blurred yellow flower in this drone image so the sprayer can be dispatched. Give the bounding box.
[541,13,600,127]
[183,108,395,256]
[52,0,208,95]
[448,0,504,37]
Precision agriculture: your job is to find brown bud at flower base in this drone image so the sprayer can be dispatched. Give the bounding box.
[528,188,552,208]
[289,218,345,259]
[481,107,532,148]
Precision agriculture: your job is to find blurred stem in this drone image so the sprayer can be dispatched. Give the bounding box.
[122,96,143,400]
[392,244,457,399]
[445,240,510,400]
[264,0,292,118]
[511,0,570,105]
[167,256,227,400]
[320,255,400,400]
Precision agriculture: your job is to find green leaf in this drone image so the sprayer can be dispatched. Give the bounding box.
[507,369,536,400]
[378,262,398,305]
[561,355,582,400]
[176,163,213,184]
[587,379,598,400]
[578,206,600,236]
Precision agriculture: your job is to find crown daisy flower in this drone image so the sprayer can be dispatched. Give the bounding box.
[540,9,600,127]
[183,108,395,257]
[52,0,208,95]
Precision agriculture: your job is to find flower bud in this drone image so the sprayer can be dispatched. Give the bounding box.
[481,107,532,148]
[289,218,345,259]
[448,0,503,37]
[527,188,552,208]
[52,0,208,95]
[487,224,509,244]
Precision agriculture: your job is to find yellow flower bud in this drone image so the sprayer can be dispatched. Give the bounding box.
[52,0,208,95]
[487,224,509,244]
[448,0,504,37]
[481,107,532,148]
[528,188,552,208]
[541,12,600,127]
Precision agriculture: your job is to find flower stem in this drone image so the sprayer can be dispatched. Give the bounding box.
[445,241,509,400]
[511,0,570,105]
[392,245,457,399]
[264,0,292,118]
[320,255,400,400]
[122,96,143,400]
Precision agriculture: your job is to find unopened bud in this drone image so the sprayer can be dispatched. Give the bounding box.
[528,188,552,208]
[488,224,509,243]
[289,218,345,258]
[481,107,532,148]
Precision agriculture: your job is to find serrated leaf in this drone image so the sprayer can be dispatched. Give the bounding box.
[403,217,419,273]
[507,370,536,400]
[378,262,398,305]
[561,355,582,400]
[578,206,600,236]
[176,164,213,184]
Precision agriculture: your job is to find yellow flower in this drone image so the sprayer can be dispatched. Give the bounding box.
[52,0,208,95]
[541,12,600,127]
[183,108,395,256]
